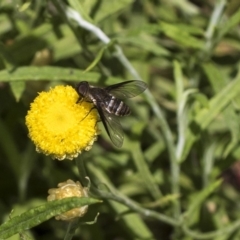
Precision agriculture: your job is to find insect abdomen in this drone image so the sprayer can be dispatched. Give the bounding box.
[107,96,130,116]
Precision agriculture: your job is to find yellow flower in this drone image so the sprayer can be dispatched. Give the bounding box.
[26,85,98,160]
[47,179,88,221]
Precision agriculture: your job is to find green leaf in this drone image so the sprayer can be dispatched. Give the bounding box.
[174,60,184,106]
[123,137,162,200]
[9,81,25,101]
[84,39,117,72]
[160,22,204,49]
[0,66,122,85]
[81,0,98,16]
[0,14,12,35]
[144,141,165,163]
[118,36,170,56]
[93,0,134,23]
[168,0,199,15]
[0,197,100,239]
[202,62,227,91]
[219,8,240,38]
[67,0,94,23]
[191,93,209,109]
[184,179,222,218]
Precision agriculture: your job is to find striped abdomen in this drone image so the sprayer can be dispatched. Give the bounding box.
[106,96,130,116]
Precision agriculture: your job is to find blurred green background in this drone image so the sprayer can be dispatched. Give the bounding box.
[1,0,240,239]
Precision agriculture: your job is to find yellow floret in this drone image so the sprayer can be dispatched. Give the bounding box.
[47,179,89,221]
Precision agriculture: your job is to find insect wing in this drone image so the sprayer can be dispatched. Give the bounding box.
[96,102,124,148]
[105,80,147,99]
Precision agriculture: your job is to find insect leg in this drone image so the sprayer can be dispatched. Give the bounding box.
[76,97,83,104]
[76,96,95,105]
[80,106,97,122]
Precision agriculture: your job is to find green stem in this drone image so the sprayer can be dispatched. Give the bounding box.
[75,156,87,186]
[64,219,79,240]
[201,0,226,60]
[87,162,179,227]
[183,218,240,239]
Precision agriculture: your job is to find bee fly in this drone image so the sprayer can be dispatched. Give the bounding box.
[75,80,147,148]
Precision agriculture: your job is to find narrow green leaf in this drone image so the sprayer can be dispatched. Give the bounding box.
[171,0,199,15]
[9,81,25,101]
[174,60,184,106]
[18,1,31,12]
[160,22,204,49]
[118,36,170,56]
[124,137,162,200]
[0,66,99,82]
[84,39,117,72]
[191,93,209,109]
[219,8,240,38]
[0,66,116,84]
[184,179,222,218]
[67,0,94,22]
[127,24,161,36]
[81,0,98,16]
[144,141,165,163]
[0,197,100,239]
[222,108,240,157]
[93,0,134,23]
[202,62,227,91]
[0,14,12,35]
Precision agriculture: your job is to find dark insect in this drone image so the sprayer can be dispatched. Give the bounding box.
[75,80,147,148]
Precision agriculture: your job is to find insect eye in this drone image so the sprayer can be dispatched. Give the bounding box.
[77,82,88,96]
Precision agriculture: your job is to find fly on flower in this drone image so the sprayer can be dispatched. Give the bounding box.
[75,80,147,148]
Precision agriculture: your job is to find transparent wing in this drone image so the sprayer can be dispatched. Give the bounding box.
[96,102,124,148]
[105,80,147,99]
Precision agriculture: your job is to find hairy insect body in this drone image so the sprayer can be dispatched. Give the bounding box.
[105,96,130,116]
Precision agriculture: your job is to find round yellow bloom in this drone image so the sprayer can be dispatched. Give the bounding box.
[26,85,98,160]
[47,179,88,221]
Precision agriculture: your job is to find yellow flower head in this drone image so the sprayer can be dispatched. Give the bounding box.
[47,179,88,221]
[26,85,98,160]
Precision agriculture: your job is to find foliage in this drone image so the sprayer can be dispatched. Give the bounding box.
[1,0,240,239]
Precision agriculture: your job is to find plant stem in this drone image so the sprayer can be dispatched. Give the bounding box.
[87,162,179,227]
[183,218,240,239]
[64,219,79,240]
[205,0,226,50]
